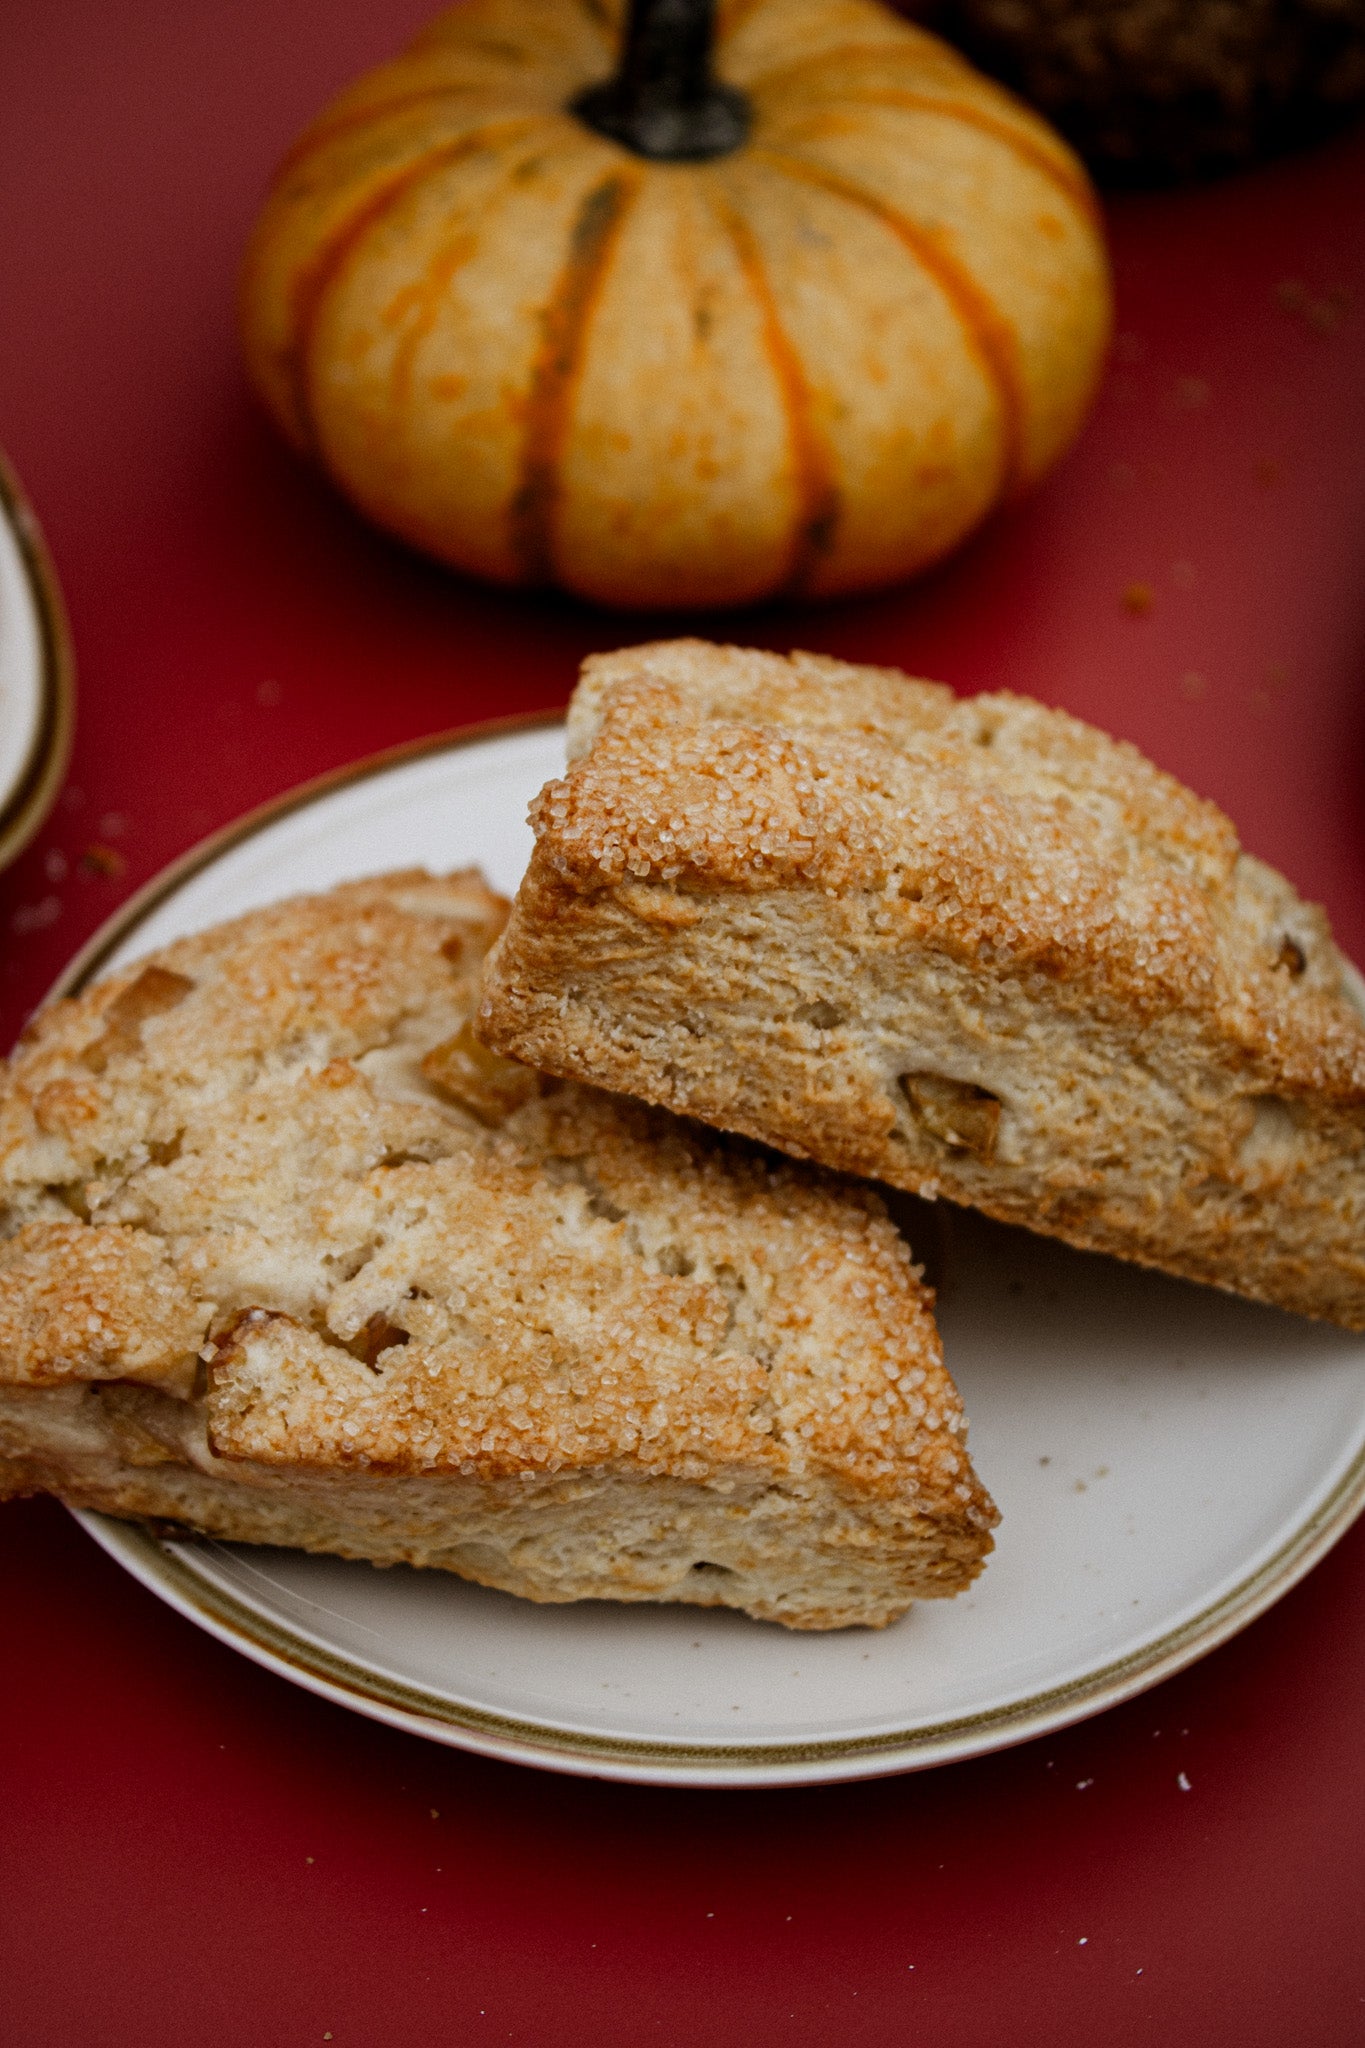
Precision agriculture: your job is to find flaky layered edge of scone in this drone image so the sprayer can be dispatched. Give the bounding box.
[0,868,996,1630]
[478,639,1365,1328]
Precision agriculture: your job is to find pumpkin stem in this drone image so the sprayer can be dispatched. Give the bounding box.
[573,0,750,161]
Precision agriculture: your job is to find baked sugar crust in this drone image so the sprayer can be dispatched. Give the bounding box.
[0,870,995,1629]
[479,640,1365,1328]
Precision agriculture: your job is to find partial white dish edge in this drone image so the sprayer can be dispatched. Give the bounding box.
[0,453,73,872]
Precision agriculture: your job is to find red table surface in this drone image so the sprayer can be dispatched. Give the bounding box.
[3,5,1365,2043]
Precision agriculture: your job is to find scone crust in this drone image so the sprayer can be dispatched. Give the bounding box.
[479,640,1365,1327]
[0,869,995,1627]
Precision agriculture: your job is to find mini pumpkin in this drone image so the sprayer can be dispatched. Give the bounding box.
[240,0,1111,609]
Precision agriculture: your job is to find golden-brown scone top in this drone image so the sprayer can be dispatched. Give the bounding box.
[479,641,1365,1327]
[0,872,993,1536]
[553,642,1359,1073]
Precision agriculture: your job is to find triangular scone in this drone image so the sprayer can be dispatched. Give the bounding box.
[479,640,1365,1329]
[0,870,995,1630]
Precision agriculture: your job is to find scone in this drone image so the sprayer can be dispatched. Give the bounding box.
[478,640,1365,1329]
[0,870,996,1630]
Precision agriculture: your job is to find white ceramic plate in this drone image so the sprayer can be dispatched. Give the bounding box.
[0,454,73,871]
[61,721,1365,1786]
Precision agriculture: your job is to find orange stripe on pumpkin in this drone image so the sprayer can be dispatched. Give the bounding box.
[385,232,481,416]
[713,198,840,599]
[271,86,518,184]
[509,172,641,586]
[282,120,540,451]
[756,145,1026,501]
[729,33,977,90]
[771,87,1100,225]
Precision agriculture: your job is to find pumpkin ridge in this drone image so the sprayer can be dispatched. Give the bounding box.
[731,37,972,90]
[769,86,1099,224]
[274,87,554,182]
[281,119,542,452]
[509,170,642,585]
[386,233,483,418]
[755,144,1025,501]
[720,30,984,98]
[711,193,839,597]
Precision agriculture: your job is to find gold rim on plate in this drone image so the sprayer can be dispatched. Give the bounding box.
[50,721,1365,1782]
